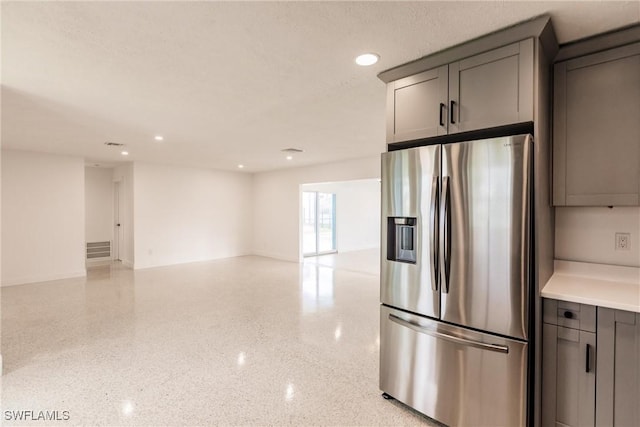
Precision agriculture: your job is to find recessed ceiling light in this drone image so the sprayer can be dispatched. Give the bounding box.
[154,135,164,141]
[286,155,293,160]
[121,151,129,156]
[238,164,244,169]
[355,53,379,66]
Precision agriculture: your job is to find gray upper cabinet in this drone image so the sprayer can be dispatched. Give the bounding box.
[449,39,534,134]
[553,42,640,206]
[596,308,640,427]
[386,40,535,143]
[386,65,448,142]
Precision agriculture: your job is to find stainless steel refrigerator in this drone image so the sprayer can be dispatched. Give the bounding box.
[380,134,533,427]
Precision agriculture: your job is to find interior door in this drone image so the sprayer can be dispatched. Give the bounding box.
[381,145,440,319]
[113,180,121,261]
[440,135,532,339]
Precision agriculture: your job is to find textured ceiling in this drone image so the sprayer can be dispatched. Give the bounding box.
[2,1,639,172]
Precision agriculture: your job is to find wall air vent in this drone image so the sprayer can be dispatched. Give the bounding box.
[281,148,304,153]
[86,241,111,259]
[104,142,125,147]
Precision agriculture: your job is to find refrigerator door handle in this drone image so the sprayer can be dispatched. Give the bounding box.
[439,176,451,293]
[389,314,509,353]
[429,176,440,291]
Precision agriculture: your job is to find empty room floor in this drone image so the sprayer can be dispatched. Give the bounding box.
[1,255,433,426]
[304,248,380,276]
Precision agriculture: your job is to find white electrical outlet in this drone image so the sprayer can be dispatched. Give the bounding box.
[615,233,631,251]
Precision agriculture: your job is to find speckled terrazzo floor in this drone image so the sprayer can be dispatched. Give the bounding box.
[1,254,436,426]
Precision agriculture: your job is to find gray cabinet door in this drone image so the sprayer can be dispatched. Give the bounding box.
[386,65,448,143]
[543,322,596,427]
[596,308,640,427]
[553,42,640,206]
[448,39,534,134]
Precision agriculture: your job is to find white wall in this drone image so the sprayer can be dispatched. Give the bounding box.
[133,162,252,269]
[303,179,380,253]
[252,156,380,262]
[555,207,640,267]
[85,166,113,243]
[0,130,3,371]
[113,163,135,267]
[1,150,86,286]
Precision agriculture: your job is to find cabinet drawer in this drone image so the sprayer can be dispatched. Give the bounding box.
[543,299,596,332]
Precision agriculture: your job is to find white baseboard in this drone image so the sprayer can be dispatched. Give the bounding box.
[250,251,298,263]
[1,270,87,287]
[86,258,112,267]
[121,259,134,268]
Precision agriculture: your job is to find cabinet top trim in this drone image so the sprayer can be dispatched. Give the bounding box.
[555,23,640,63]
[377,15,557,83]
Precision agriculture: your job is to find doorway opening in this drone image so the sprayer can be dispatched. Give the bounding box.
[84,165,116,267]
[300,179,381,273]
[302,191,336,256]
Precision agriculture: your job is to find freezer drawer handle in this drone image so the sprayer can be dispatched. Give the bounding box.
[389,314,509,354]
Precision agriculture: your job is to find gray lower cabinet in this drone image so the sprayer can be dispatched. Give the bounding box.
[553,42,640,206]
[386,40,534,143]
[543,301,640,427]
[543,300,597,427]
[596,308,640,427]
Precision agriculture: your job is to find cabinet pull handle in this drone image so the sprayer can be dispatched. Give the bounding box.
[450,100,456,124]
[585,343,591,373]
[439,103,445,126]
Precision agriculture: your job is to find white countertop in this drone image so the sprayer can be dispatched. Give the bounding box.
[541,260,640,313]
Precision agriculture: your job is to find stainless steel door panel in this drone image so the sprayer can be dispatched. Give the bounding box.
[441,135,532,340]
[381,146,440,318]
[380,306,528,427]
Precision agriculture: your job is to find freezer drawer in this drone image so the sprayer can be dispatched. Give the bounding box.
[380,306,528,427]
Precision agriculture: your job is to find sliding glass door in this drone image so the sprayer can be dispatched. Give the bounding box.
[302,191,336,256]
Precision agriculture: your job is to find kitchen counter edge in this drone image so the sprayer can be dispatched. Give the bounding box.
[541,260,640,313]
